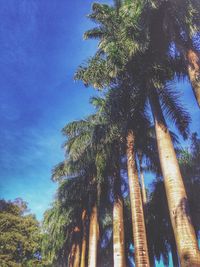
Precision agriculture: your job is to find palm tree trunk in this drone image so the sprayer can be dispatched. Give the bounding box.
[68,243,76,267]
[126,130,150,267]
[187,49,200,107]
[113,172,126,267]
[88,204,99,267]
[137,152,147,205]
[68,227,81,267]
[149,89,200,266]
[113,196,126,267]
[73,243,80,267]
[139,162,147,205]
[80,209,87,267]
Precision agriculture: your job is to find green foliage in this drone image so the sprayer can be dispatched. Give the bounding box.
[0,199,44,267]
[42,202,69,266]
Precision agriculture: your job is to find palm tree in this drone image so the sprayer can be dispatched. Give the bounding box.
[130,49,200,265]
[94,87,152,266]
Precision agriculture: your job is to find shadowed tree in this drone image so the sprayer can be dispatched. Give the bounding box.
[114,0,200,106]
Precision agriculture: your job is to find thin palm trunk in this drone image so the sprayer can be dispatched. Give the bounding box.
[138,157,147,205]
[73,243,80,267]
[126,130,150,267]
[88,204,99,267]
[187,49,200,107]
[113,171,126,267]
[68,243,76,267]
[80,209,87,267]
[149,89,200,266]
[68,227,81,267]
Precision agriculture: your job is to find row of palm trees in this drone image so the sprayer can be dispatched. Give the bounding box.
[42,133,200,266]
[42,1,200,266]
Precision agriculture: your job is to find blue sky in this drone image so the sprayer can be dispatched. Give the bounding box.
[0,0,199,219]
[0,1,199,265]
[0,0,113,219]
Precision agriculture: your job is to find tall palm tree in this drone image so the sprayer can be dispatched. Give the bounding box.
[93,86,152,266]
[130,49,200,265]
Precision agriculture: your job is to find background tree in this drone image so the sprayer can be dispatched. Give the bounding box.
[0,199,43,267]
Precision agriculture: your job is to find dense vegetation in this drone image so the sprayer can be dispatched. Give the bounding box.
[0,199,44,267]
[1,0,200,266]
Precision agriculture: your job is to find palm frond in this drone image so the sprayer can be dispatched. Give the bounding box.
[62,118,93,138]
[84,27,105,40]
[51,161,80,182]
[158,83,191,139]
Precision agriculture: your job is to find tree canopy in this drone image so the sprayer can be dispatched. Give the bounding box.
[0,198,45,267]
